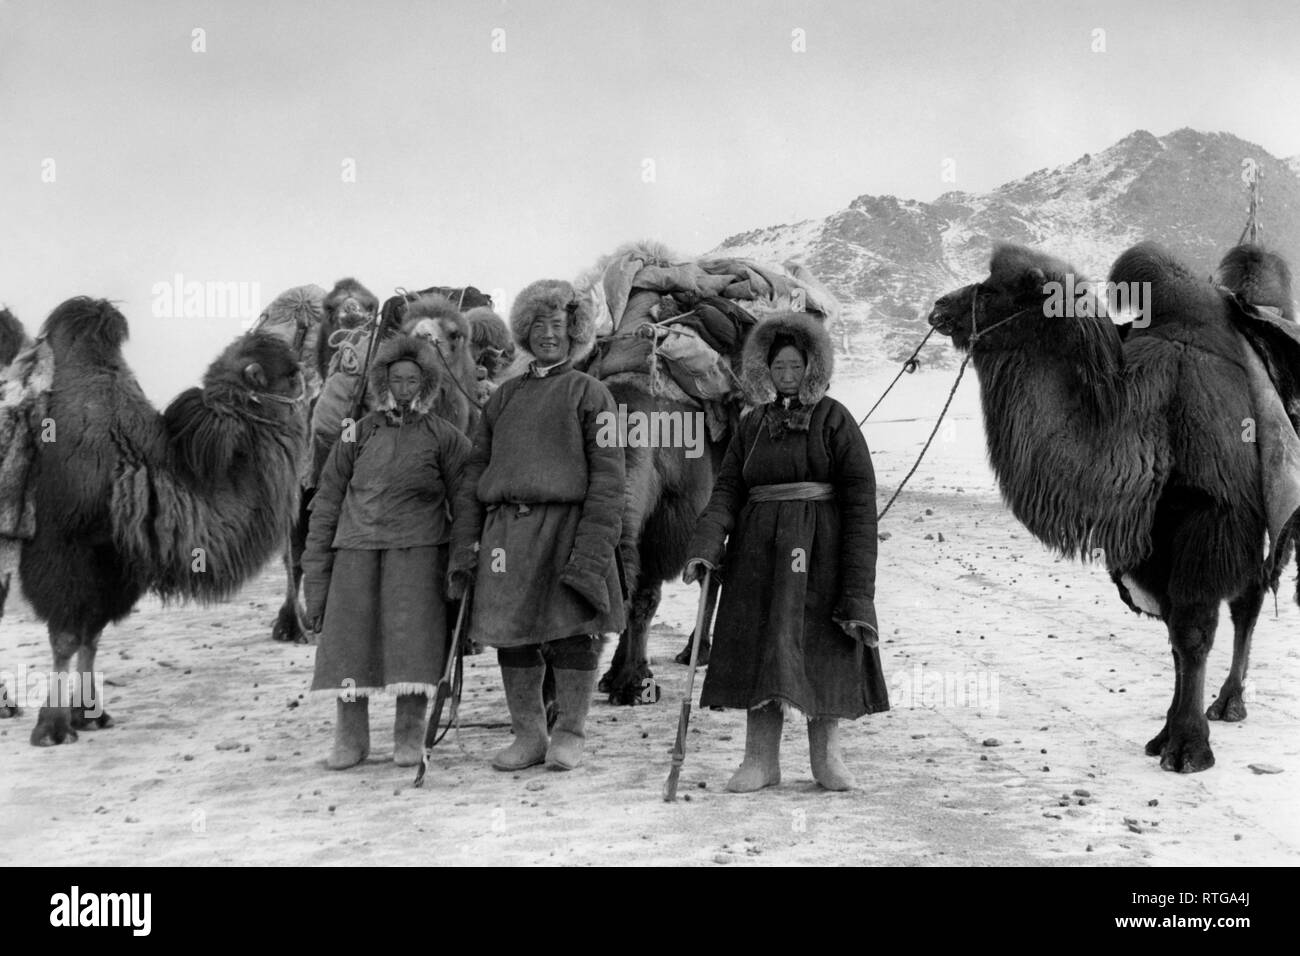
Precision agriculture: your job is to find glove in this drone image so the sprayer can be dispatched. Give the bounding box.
[446,569,472,602]
[681,558,714,586]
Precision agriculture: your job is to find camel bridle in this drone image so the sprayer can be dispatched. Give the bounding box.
[968,284,1043,347]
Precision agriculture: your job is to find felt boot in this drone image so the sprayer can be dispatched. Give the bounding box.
[393,694,428,767]
[808,717,856,791]
[327,697,370,770]
[545,667,596,770]
[493,665,549,771]
[726,703,782,792]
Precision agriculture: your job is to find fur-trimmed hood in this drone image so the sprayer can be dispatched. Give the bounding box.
[367,333,444,418]
[509,279,596,363]
[741,311,834,406]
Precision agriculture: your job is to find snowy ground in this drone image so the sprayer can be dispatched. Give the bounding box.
[1,366,1297,866]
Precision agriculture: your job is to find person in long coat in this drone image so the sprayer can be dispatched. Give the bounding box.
[449,280,626,772]
[303,333,471,770]
[683,311,888,792]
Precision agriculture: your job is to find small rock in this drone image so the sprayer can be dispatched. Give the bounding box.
[911,734,926,740]
[1234,833,1243,841]
[1073,789,1091,797]
[287,700,299,709]
[982,738,1002,747]
[979,755,988,761]
[1147,799,1159,807]
[924,534,934,540]
[1248,763,1284,775]
[924,508,933,516]
[124,816,140,824]
[328,805,336,812]
[682,794,692,802]
[878,532,892,542]
[937,533,945,542]
[697,781,707,789]
[183,754,194,762]
[265,755,278,762]
[524,780,545,791]
[1041,766,1050,772]
[393,789,401,796]
[215,740,241,751]
[712,853,731,865]
[1086,844,1093,852]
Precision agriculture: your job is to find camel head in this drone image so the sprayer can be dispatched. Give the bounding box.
[928,244,1114,353]
[202,331,306,414]
[466,306,515,380]
[324,277,378,335]
[402,294,472,371]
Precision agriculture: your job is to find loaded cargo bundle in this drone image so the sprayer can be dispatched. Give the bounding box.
[575,240,841,438]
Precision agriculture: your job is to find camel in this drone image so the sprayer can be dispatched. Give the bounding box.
[269,279,377,645]
[400,294,479,434]
[926,241,1300,772]
[14,296,306,746]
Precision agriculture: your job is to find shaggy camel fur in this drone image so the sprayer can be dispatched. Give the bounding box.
[928,242,1300,772]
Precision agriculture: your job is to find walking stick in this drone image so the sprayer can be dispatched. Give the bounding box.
[413,588,469,788]
[664,568,714,802]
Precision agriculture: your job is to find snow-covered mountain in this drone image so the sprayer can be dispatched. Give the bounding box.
[710,129,1300,366]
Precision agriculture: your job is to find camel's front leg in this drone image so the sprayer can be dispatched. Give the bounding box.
[1207,582,1263,722]
[30,628,81,746]
[71,629,113,731]
[272,495,312,643]
[605,581,663,705]
[1157,601,1217,772]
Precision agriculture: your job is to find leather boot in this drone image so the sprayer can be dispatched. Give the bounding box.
[545,668,597,770]
[327,697,370,770]
[808,717,856,791]
[493,665,549,771]
[393,694,428,767]
[726,703,782,792]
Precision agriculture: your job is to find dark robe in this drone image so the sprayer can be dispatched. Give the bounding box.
[687,395,889,718]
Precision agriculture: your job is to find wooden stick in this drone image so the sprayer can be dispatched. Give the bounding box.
[664,568,714,802]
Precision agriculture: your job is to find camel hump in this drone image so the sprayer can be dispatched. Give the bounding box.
[1215,244,1295,321]
[1109,242,1219,328]
[39,296,129,358]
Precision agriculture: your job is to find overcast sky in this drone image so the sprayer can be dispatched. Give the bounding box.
[3,0,1299,402]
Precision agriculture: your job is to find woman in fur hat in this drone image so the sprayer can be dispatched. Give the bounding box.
[448,280,626,772]
[302,334,471,770]
[683,311,888,792]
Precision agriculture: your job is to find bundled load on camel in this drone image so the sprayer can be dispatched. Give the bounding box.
[574,241,841,439]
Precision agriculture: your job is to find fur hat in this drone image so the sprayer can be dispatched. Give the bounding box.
[367,333,444,417]
[741,311,834,406]
[509,279,595,362]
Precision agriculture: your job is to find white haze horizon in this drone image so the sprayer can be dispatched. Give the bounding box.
[3,0,1299,404]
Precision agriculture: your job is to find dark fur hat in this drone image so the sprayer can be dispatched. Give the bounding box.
[741,311,834,406]
[367,333,443,416]
[509,280,595,362]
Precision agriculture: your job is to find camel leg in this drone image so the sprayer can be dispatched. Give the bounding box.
[70,630,113,731]
[674,572,718,666]
[1156,601,1217,773]
[1207,581,1263,722]
[272,493,311,644]
[605,581,662,706]
[1145,647,1177,757]
[30,628,81,746]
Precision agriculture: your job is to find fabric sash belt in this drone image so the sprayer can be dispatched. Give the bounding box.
[748,481,834,502]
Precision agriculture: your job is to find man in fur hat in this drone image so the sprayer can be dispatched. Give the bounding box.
[449,280,626,771]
